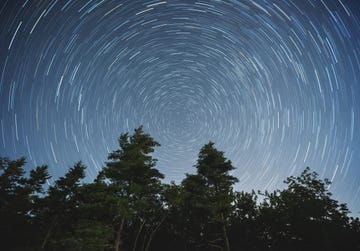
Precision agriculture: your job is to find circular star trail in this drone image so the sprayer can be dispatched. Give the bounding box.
[1,0,360,213]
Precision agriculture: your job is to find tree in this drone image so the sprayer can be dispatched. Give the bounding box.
[151,181,188,251]
[179,142,238,251]
[0,157,49,250]
[180,174,211,249]
[3,134,360,250]
[259,167,353,250]
[229,191,264,250]
[99,126,164,251]
[40,162,86,250]
[58,181,115,251]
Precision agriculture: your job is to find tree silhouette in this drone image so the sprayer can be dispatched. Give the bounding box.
[41,162,86,250]
[230,191,264,250]
[1,128,360,251]
[98,126,164,251]
[0,157,49,250]
[179,142,238,251]
[259,167,353,250]
[63,181,115,251]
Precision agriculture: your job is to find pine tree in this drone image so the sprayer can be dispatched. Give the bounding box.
[0,157,49,250]
[99,126,164,251]
[40,162,86,250]
[180,142,238,251]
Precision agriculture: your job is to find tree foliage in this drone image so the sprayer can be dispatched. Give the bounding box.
[177,142,238,250]
[0,128,359,251]
[98,126,165,251]
[258,167,355,250]
[0,157,50,250]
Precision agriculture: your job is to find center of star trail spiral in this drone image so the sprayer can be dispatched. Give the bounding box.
[0,0,360,213]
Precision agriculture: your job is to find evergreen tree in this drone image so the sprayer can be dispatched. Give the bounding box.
[63,181,115,251]
[0,157,49,251]
[230,191,264,250]
[99,126,164,251]
[40,162,86,250]
[2,131,360,250]
[151,182,187,251]
[180,173,210,249]
[180,142,238,251]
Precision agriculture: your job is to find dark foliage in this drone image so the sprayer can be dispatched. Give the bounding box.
[0,127,359,251]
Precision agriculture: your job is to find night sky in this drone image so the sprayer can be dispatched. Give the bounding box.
[1,0,360,214]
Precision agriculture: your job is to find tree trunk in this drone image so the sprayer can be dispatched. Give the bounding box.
[133,219,145,251]
[221,214,230,251]
[41,216,57,250]
[115,218,125,251]
[144,216,166,251]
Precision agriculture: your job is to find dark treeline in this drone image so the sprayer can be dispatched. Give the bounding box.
[1,126,359,251]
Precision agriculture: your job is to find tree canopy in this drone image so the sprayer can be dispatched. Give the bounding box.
[0,127,359,251]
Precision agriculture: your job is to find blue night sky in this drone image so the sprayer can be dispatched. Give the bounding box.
[0,0,360,214]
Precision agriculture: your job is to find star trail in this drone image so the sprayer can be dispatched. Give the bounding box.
[0,0,360,213]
